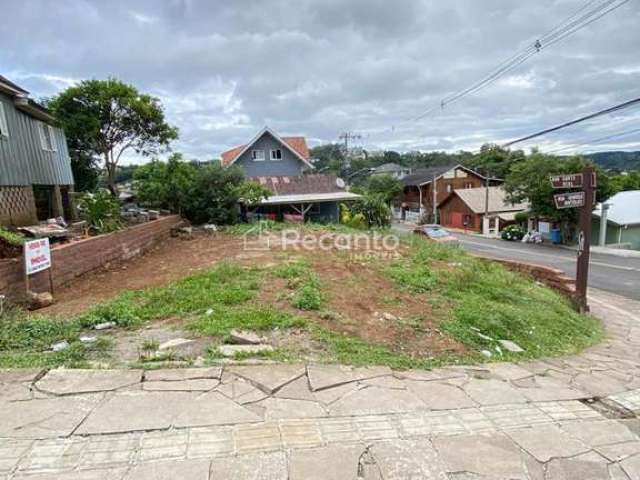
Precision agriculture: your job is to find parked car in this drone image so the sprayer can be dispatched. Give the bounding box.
[413,224,459,245]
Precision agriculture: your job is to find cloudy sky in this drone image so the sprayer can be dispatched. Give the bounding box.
[1,0,639,163]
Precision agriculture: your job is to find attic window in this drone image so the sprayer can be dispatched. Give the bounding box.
[38,122,56,152]
[270,149,282,160]
[0,103,8,138]
[252,150,265,161]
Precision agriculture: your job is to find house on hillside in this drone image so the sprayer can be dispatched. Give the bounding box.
[0,75,74,227]
[398,164,499,222]
[592,190,640,250]
[371,163,411,179]
[438,186,528,233]
[221,127,360,223]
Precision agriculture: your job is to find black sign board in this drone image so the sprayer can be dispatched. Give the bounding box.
[553,191,585,209]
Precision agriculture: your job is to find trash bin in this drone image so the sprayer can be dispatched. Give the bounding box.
[551,228,562,244]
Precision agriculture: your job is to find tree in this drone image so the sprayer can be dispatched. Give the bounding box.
[133,153,197,212]
[309,144,345,175]
[70,151,100,192]
[181,164,268,225]
[365,174,403,204]
[503,152,610,242]
[465,144,525,180]
[48,78,178,194]
[609,171,640,194]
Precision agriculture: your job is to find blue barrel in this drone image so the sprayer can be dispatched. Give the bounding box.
[551,228,562,244]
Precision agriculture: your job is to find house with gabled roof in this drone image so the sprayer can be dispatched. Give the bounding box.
[399,164,501,223]
[220,127,360,222]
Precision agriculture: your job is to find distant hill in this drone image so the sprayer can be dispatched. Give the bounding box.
[585,151,640,171]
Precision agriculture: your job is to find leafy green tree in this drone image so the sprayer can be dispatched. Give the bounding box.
[181,164,268,225]
[465,144,525,180]
[133,153,197,212]
[504,152,609,226]
[350,194,391,228]
[70,151,100,192]
[365,174,403,204]
[609,171,640,193]
[309,144,345,175]
[48,78,178,194]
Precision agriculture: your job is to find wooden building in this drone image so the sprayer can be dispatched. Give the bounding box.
[438,186,528,232]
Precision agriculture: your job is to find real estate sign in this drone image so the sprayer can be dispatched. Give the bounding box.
[24,238,51,275]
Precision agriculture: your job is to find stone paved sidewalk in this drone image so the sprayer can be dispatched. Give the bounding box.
[1,288,640,479]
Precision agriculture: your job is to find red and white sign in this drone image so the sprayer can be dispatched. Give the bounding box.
[24,238,52,275]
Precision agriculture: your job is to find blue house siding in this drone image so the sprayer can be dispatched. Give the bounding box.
[233,132,307,177]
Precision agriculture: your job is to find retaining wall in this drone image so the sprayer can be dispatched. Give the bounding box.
[0,215,183,301]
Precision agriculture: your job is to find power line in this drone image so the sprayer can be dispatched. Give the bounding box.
[545,126,640,154]
[502,96,640,147]
[393,0,631,129]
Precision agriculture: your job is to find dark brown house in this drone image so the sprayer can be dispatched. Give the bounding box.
[399,164,499,222]
[438,186,528,232]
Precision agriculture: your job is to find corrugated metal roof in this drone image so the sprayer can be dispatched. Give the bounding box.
[593,190,640,226]
[258,192,361,205]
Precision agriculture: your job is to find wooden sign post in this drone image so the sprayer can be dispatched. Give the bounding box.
[575,166,595,312]
[550,167,595,312]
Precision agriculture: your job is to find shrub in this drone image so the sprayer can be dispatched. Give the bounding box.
[133,154,197,212]
[501,224,526,241]
[349,194,391,228]
[76,189,122,233]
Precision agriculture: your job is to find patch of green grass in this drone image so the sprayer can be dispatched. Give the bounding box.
[76,262,261,329]
[141,339,160,352]
[439,258,604,360]
[386,262,437,293]
[274,260,325,311]
[188,305,306,336]
[0,227,25,246]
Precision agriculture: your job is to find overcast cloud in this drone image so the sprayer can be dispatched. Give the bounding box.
[1,0,639,163]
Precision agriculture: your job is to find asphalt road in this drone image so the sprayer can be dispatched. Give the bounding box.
[452,232,640,301]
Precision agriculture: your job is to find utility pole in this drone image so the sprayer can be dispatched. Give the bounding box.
[338,131,361,175]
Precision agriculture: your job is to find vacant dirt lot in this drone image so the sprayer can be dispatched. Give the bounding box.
[42,233,247,317]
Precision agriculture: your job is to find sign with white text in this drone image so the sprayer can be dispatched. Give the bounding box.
[554,191,585,209]
[24,238,51,275]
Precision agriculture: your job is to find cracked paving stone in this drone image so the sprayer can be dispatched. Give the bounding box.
[512,375,589,402]
[393,368,467,382]
[210,451,287,479]
[0,381,33,402]
[432,432,529,479]
[0,395,102,439]
[560,419,638,447]
[621,453,640,480]
[0,369,42,383]
[215,375,268,404]
[406,381,477,410]
[596,440,640,462]
[228,364,305,394]
[369,439,448,479]
[307,364,391,391]
[255,397,326,420]
[328,386,426,416]
[35,369,142,396]
[289,444,365,480]
[462,378,528,406]
[571,371,632,397]
[12,468,128,479]
[506,424,590,462]
[142,379,220,391]
[124,458,210,479]
[544,451,610,480]
[143,367,222,382]
[273,375,315,401]
[481,363,533,381]
[75,391,192,434]
[313,381,360,405]
[173,391,263,428]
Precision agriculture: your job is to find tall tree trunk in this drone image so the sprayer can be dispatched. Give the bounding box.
[105,152,117,196]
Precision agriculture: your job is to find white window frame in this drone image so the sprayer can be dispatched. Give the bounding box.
[251,149,265,161]
[270,149,282,161]
[0,102,8,138]
[38,122,56,152]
